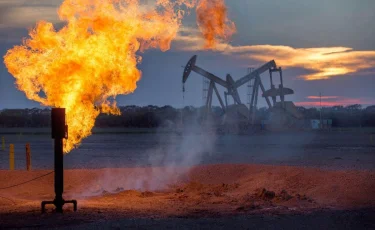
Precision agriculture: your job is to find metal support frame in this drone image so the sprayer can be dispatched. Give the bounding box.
[213,83,225,112]
[182,55,300,130]
[182,55,291,123]
[254,82,259,111]
[183,56,243,111]
[41,108,77,213]
[269,67,285,108]
[226,74,242,105]
[247,68,255,116]
[249,77,259,124]
[205,81,214,114]
[202,78,209,107]
[183,55,227,113]
[257,75,272,108]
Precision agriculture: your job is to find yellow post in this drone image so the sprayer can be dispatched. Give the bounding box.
[9,144,14,170]
[26,143,31,171]
[1,137,4,151]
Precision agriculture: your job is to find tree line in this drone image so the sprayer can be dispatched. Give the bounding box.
[0,104,374,128]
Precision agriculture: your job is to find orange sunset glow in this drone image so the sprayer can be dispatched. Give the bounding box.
[176,30,375,80]
[295,96,375,107]
[307,96,339,100]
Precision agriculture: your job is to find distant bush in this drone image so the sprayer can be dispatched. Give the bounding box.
[0,104,374,128]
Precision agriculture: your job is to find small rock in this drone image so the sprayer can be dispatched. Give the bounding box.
[236,206,245,211]
[256,188,275,200]
[236,203,260,211]
[296,194,308,200]
[255,188,265,197]
[213,190,222,197]
[278,190,293,201]
[175,188,184,193]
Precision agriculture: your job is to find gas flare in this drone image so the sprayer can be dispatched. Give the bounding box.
[3,0,235,153]
[196,0,236,48]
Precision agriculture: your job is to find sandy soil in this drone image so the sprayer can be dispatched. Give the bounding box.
[1,164,375,229]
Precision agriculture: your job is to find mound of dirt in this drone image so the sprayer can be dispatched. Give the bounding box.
[0,164,374,217]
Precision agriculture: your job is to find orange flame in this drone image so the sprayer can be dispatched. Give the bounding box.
[3,0,235,153]
[196,0,236,49]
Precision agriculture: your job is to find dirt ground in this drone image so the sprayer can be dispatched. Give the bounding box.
[1,164,374,229]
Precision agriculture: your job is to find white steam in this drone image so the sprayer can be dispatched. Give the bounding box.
[79,120,217,197]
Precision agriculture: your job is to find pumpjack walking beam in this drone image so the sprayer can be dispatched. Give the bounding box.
[234,60,277,88]
[183,55,228,88]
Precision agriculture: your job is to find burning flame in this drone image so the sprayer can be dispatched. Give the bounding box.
[3,0,234,153]
[196,0,236,48]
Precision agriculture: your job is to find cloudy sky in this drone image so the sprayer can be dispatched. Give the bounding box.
[0,0,374,109]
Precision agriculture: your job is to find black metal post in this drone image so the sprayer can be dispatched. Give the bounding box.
[54,138,64,212]
[41,108,77,213]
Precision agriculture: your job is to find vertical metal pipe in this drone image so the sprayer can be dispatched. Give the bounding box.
[269,70,273,87]
[54,138,64,212]
[41,108,77,213]
[51,108,65,213]
[279,67,284,87]
[258,77,272,108]
[213,83,225,112]
[249,78,258,124]
[224,92,228,107]
[253,79,259,123]
[320,92,322,129]
[279,68,285,108]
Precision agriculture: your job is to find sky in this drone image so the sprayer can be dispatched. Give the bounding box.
[0,0,374,109]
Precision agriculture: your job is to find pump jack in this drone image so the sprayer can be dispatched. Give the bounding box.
[182,55,303,131]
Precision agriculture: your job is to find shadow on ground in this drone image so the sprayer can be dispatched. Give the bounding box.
[1,208,374,229]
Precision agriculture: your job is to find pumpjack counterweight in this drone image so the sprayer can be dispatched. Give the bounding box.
[41,108,77,213]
